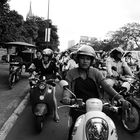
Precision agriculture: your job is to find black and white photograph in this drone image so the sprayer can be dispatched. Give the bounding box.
[0,0,140,140]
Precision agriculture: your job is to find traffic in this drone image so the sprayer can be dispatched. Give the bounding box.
[1,43,140,140]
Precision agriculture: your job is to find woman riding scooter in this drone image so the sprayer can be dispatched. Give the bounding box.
[62,44,131,140]
[29,48,59,122]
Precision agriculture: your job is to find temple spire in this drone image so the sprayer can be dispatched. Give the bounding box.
[26,1,33,20]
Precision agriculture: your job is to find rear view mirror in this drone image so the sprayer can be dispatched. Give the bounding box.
[59,80,69,89]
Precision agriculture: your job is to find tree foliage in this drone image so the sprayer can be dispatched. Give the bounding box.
[0,1,60,51]
[23,18,39,43]
[107,22,140,50]
[34,17,59,51]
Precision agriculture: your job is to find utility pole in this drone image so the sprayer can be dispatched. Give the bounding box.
[45,0,51,48]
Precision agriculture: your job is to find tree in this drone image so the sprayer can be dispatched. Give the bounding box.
[0,0,10,42]
[107,22,140,51]
[23,18,39,43]
[3,10,25,42]
[34,17,59,51]
[0,1,59,51]
[0,0,26,42]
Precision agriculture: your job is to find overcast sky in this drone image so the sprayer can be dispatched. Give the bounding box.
[9,0,140,51]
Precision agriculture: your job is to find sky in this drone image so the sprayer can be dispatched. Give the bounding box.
[9,0,140,51]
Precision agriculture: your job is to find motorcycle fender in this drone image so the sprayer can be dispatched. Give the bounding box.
[72,115,85,140]
[72,111,118,140]
[34,103,47,116]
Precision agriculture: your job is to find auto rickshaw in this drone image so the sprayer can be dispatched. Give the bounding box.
[3,42,36,89]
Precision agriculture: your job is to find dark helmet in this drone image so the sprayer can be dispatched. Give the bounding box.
[70,51,77,59]
[124,52,132,57]
[110,47,124,60]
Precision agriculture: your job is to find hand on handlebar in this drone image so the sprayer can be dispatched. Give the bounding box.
[62,97,84,107]
[118,98,131,110]
[62,97,71,105]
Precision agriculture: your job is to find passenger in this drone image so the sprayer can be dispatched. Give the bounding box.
[29,48,59,122]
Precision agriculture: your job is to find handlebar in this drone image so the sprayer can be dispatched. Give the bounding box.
[58,98,85,109]
[29,74,57,87]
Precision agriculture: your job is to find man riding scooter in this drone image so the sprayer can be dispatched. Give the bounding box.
[62,44,131,140]
[106,47,133,87]
[29,48,59,122]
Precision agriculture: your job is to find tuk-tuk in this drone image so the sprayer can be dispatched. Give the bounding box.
[3,42,36,89]
[5,41,36,72]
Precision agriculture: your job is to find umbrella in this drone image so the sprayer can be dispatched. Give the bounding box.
[4,42,36,48]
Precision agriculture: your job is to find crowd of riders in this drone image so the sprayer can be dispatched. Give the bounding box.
[27,44,140,139]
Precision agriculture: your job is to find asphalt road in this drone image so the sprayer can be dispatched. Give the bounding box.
[5,85,140,140]
[0,63,29,129]
[5,83,70,140]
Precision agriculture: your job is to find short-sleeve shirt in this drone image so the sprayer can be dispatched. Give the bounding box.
[106,57,130,77]
[33,59,58,78]
[65,67,105,100]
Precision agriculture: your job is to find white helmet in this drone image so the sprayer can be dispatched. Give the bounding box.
[77,44,96,58]
[42,48,53,58]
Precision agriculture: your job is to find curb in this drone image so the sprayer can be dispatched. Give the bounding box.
[0,88,30,140]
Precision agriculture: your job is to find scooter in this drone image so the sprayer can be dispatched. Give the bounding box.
[106,66,140,133]
[29,74,57,132]
[58,80,118,140]
[9,62,22,89]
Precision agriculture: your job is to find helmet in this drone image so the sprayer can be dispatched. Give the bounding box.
[110,47,124,56]
[124,52,132,57]
[110,47,124,59]
[77,44,96,58]
[42,48,53,58]
[70,51,77,59]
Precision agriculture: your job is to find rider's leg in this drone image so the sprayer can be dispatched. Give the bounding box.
[52,87,60,122]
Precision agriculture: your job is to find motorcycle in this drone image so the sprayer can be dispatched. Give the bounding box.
[58,80,118,140]
[8,62,22,89]
[106,66,140,133]
[29,73,58,132]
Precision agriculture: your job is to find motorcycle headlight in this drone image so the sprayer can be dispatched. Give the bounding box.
[39,83,46,90]
[47,87,52,93]
[86,118,109,140]
[39,95,44,100]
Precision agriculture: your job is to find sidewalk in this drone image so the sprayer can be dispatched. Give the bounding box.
[0,64,30,140]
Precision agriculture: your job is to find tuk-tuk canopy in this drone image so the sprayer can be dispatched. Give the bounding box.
[4,42,36,48]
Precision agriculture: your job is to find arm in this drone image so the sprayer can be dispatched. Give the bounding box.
[94,68,123,101]
[62,70,73,104]
[122,61,133,76]
[106,58,113,76]
[101,79,123,100]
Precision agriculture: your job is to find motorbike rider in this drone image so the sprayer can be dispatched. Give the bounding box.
[28,48,60,122]
[29,50,42,73]
[106,47,133,87]
[61,44,131,140]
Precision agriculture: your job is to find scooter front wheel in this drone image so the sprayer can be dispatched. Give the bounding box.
[121,99,140,133]
[9,73,15,89]
[36,116,44,133]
